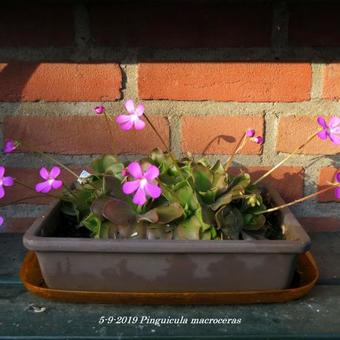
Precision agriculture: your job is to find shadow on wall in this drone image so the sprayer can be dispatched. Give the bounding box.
[1,0,340,94]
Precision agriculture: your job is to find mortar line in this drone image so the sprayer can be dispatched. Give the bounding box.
[311,63,324,100]
[261,110,278,165]
[2,100,340,121]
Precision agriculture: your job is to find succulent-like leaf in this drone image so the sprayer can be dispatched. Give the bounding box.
[193,164,213,192]
[243,214,266,230]
[209,192,233,211]
[137,202,184,224]
[174,215,202,240]
[81,212,101,236]
[146,225,173,240]
[229,173,251,196]
[91,197,136,225]
[215,207,243,240]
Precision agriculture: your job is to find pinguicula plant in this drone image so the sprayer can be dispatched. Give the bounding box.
[0,101,339,240]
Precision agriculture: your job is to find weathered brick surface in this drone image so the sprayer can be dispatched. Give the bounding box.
[0,4,74,47]
[4,115,169,155]
[181,115,263,154]
[138,63,312,102]
[299,217,340,232]
[289,4,340,46]
[3,218,35,233]
[322,64,340,100]
[231,166,304,202]
[277,116,340,155]
[90,3,272,48]
[0,63,122,102]
[317,167,340,202]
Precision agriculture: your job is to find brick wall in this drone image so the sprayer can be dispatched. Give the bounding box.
[0,1,339,232]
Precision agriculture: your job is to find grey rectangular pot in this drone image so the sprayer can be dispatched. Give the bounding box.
[23,187,311,292]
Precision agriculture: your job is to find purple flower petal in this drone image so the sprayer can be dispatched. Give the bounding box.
[39,167,49,180]
[335,187,340,199]
[132,187,147,205]
[317,116,328,128]
[329,133,340,145]
[145,183,161,199]
[35,181,52,193]
[52,179,63,190]
[133,118,145,130]
[4,139,16,154]
[49,166,61,179]
[144,165,159,181]
[127,162,143,179]
[246,129,255,137]
[329,116,340,129]
[2,176,14,187]
[317,130,328,140]
[0,186,4,199]
[135,103,145,116]
[336,172,340,183]
[122,180,140,194]
[116,114,131,124]
[125,99,135,114]
[120,120,134,131]
[94,105,105,114]
[0,216,4,226]
[0,166,5,178]
[255,136,264,144]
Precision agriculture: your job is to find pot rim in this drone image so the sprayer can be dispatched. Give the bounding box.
[23,186,311,254]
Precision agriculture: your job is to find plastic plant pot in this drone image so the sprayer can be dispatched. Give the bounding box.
[23,187,311,292]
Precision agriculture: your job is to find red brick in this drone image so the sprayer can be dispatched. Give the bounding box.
[138,63,311,102]
[317,167,340,202]
[3,218,35,233]
[322,64,340,100]
[289,4,340,46]
[90,3,272,48]
[0,4,74,47]
[230,166,304,202]
[4,115,169,155]
[0,63,122,102]
[298,217,340,233]
[277,116,340,155]
[1,167,78,205]
[181,115,263,154]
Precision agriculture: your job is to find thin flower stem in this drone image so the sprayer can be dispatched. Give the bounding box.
[62,183,78,200]
[35,152,79,179]
[143,113,169,152]
[14,179,60,199]
[255,185,336,215]
[224,132,247,172]
[253,131,319,186]
[104,112,115,153]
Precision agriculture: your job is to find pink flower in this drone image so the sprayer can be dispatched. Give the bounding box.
[0,166,14,199]
[35,167,63,193]
[317,116,340,144]
[0,216,4,227]
[249,136,264,144]
[94,105,105,114]
[335,172,340,199]
[121,168,128,177]
[122,161,161,206]
[3,139,18,154]
[116,99,146,131]
[254,136,264,144]
[246,129,255,137]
